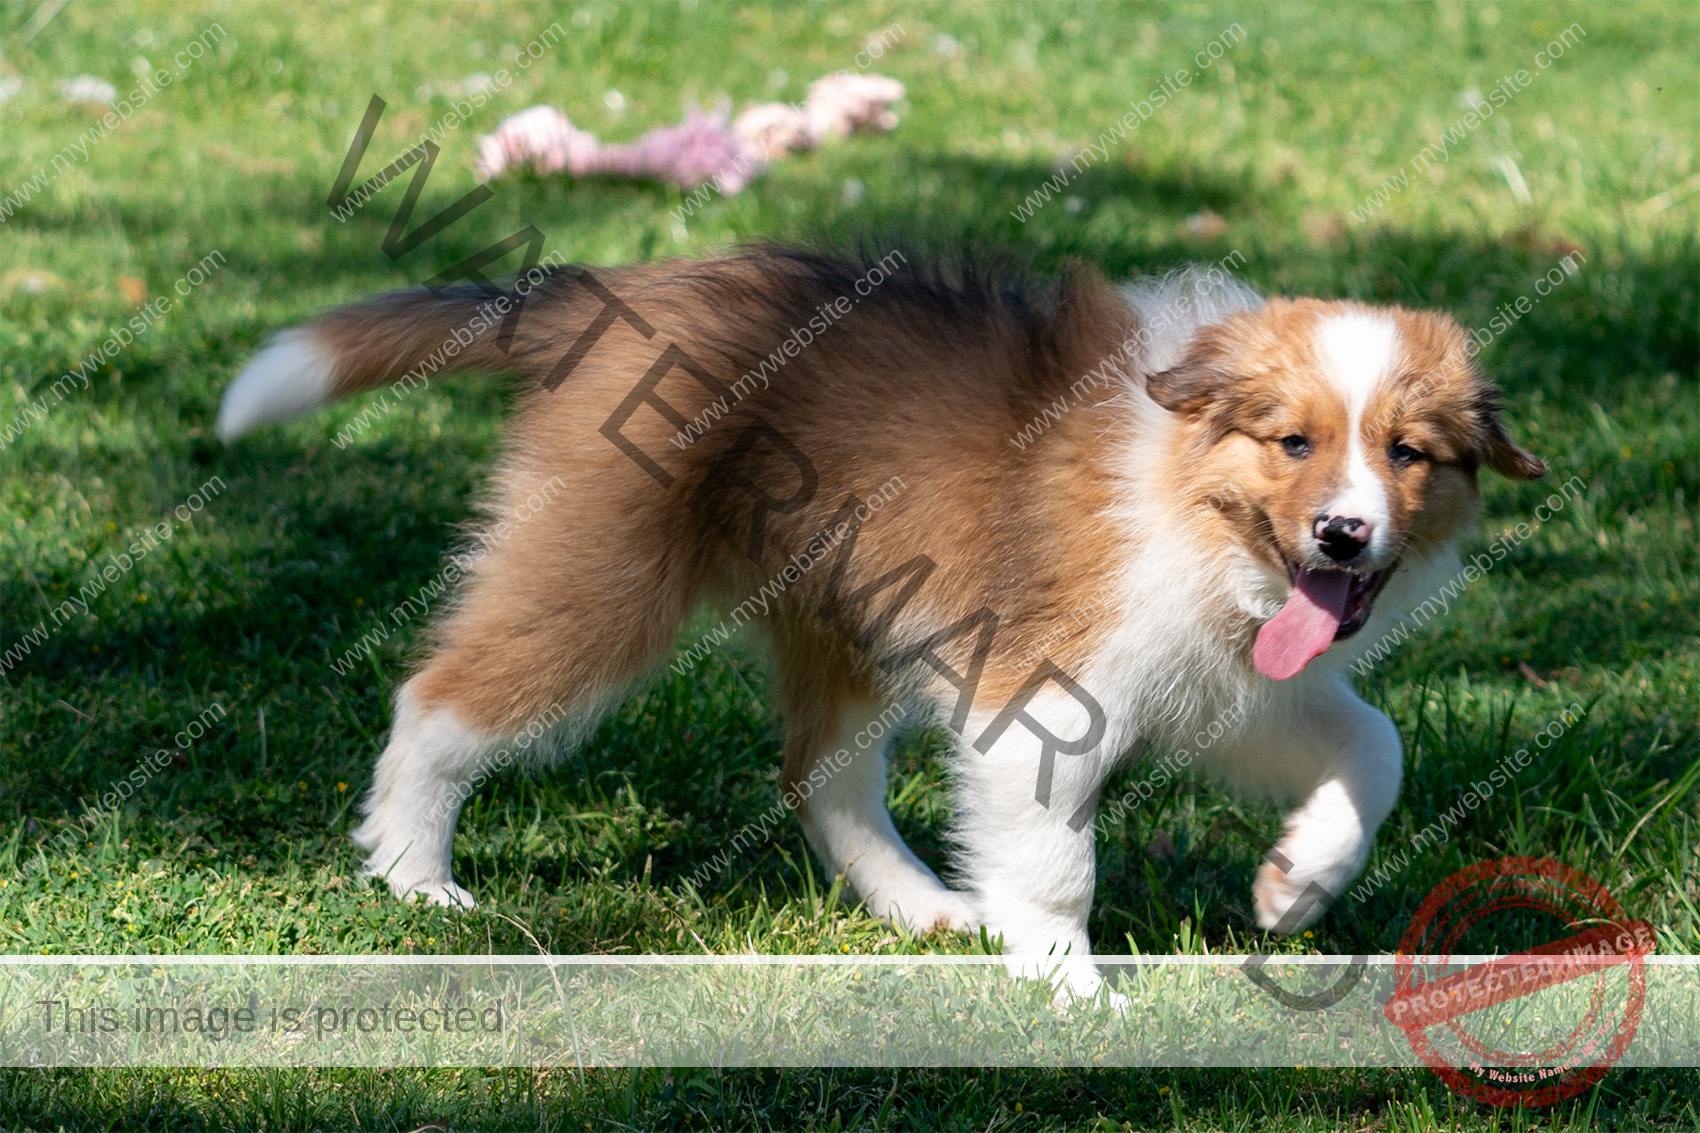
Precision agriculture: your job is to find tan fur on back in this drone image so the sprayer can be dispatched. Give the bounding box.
[314,255,1136,742]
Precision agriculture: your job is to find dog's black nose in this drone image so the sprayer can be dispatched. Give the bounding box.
[1315,515,1370,563]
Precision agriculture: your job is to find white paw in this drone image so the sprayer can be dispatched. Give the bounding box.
[885,888,978,935]
[399,878,479,910]
[1005,953,1123,1010]
[358,845,478,910]
[1253,860,1324,932]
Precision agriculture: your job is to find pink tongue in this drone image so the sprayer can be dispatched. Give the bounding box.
[1254,569,1352,680]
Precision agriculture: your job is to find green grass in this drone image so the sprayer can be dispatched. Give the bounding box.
[2,0,1696,1128]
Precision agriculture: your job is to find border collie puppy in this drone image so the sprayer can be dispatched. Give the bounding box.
[218,248,1543,994]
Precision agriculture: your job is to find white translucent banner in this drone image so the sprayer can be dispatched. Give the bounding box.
[3,955,1695,1070]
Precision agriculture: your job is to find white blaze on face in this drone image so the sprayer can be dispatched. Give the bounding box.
[1313,313,1399,565]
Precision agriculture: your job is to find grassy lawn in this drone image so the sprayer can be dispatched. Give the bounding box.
[1,0,1695,1128]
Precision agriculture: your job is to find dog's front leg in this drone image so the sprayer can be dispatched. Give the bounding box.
[1243,680,1404,932]
[955,691,1113,999]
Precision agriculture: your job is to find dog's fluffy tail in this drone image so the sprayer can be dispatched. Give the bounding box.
[216,285,523,441]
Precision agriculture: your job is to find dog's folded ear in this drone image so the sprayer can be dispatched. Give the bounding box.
[1476,390,1547,480]
[1145,327,1236,414]
[1145,358,1226,413]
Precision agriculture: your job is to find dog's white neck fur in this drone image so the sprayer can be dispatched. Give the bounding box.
[1060,270,1271,761]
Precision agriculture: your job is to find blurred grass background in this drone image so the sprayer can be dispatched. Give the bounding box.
[1,0,1696,1127]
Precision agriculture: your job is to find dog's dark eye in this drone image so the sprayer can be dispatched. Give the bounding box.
[1279,435,1311,457]
[1389,442,1426,465]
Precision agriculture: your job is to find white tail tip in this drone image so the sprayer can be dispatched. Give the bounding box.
[216,331,337,441]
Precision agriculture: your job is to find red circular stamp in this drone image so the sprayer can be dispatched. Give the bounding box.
[1382,857,1654,1108]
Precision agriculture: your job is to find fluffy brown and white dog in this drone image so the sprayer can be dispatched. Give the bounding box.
[217,247,1544,994]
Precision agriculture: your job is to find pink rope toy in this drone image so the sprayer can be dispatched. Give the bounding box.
[473,73,905,193]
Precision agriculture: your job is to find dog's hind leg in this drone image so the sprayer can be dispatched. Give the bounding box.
[350,676,509,909]
[773,630,975,935]
[351,480,694,908]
